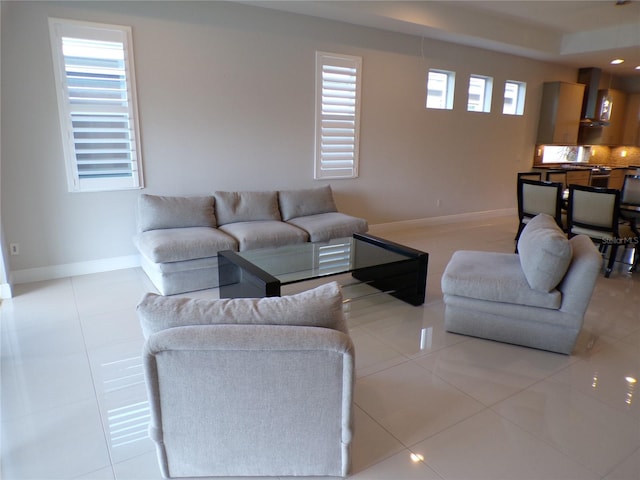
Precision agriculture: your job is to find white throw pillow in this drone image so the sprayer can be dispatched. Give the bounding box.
[517,213,573,292]
[138,282,346,338]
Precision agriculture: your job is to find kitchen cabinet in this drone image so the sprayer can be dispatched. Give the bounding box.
[622,93,640,146]
[536,82,585,145]
[579,89,627,146]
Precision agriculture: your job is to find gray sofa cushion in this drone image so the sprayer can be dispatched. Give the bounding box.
[278,185,337,221]
[214,191,281,226]
[138,281,347,338]
[287,212,369,242]
[219,220,308,251]
[517,213,573,292]
[441,250,562,309]
[138,194,216,232]
[134,227,237,263]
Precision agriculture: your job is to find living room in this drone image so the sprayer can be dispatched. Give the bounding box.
[2,1,640,479]
[1,0,596,288]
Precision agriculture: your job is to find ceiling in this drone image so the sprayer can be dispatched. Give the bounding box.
[241,0,640,77]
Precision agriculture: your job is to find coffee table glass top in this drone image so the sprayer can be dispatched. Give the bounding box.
[232,235,412,285]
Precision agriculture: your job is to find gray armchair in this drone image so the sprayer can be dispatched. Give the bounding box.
[137,282,355,478]
[442,214,601,355]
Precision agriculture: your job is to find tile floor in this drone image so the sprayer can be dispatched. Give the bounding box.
[1,215,639,479]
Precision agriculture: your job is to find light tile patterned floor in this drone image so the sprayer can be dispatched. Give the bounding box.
[2,215,639,479]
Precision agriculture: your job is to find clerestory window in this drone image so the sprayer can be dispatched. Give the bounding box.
[426,69,455,110]
[503,80,527,115]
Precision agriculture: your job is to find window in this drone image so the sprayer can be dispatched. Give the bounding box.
[467,75,493,112]
[49,18,143,192]
[426,69,455,110]
[503,80,526,115]
[315,52,362,180]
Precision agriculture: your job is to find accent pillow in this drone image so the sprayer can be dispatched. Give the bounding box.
[278,185,337,221]
[517,213,573,292]
[138,194,216,232]
[137,281,347,338]
[214,191,281,226]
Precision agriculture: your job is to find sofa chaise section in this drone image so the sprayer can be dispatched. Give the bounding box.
[134,195,237,295]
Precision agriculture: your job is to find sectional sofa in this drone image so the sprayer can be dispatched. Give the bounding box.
[133,186,368,295]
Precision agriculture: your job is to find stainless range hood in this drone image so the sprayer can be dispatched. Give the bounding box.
[577,67,610,127]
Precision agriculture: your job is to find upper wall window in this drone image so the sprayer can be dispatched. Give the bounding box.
[49,18,144,192]
[426,69,455,110]
[467,75,493,112]
[503,80,527,115]
[315,52,362,180]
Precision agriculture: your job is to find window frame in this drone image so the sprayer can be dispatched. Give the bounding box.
[314,51,362,180]
[503,80,527,115]
[467,74,493,113]
[49,18,144,193]
[426,69,455,110]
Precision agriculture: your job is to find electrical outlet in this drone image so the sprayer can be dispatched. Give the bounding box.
[10,243,19,255]
[436,199,442,207]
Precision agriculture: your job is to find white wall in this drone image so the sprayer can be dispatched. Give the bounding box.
[0,2,12,297]
[1,1,578,280]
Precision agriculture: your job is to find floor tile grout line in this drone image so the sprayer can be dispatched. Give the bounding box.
[70,274,119,476]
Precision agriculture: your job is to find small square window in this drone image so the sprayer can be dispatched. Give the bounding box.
[503,80,526,115]
[467,75,493,112]
[426,69,455,110]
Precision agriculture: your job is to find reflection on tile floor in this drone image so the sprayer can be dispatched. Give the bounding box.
[2,215,639,479]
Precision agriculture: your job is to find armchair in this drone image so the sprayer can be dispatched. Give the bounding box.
[138,282,355,478]
[442,214,601,354]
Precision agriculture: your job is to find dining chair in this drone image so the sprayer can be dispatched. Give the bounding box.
[607,167,627,190]
[517,171,542,181]
[515,179,564,248]
[545,170,567,189]
[567,184,637,277]
[565,169,591,187]
[620,175,640,271]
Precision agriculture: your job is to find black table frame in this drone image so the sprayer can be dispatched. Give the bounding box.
[218,233,428,306]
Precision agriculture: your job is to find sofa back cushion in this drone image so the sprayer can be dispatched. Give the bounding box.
[138,281,347,338]
[517,213,573,292]
[138,194,216,232]
[278,185,337,221]
[214,191,281,226]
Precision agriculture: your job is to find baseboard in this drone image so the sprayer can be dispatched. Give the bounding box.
[10,255,141,285]
[369,208,516,234]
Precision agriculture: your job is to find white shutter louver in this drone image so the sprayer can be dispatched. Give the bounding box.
[315,52,362,179]
[50,19,143,192]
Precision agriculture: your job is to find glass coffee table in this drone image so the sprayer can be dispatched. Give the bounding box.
[218,233,428,305]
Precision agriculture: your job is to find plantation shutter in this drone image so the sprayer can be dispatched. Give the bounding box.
[315,52,362,179]
[49,19,143,192]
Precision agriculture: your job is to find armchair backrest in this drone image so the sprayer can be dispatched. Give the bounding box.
[622,175,640,206]
[144,324,354,478]
[138,282,354,478]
